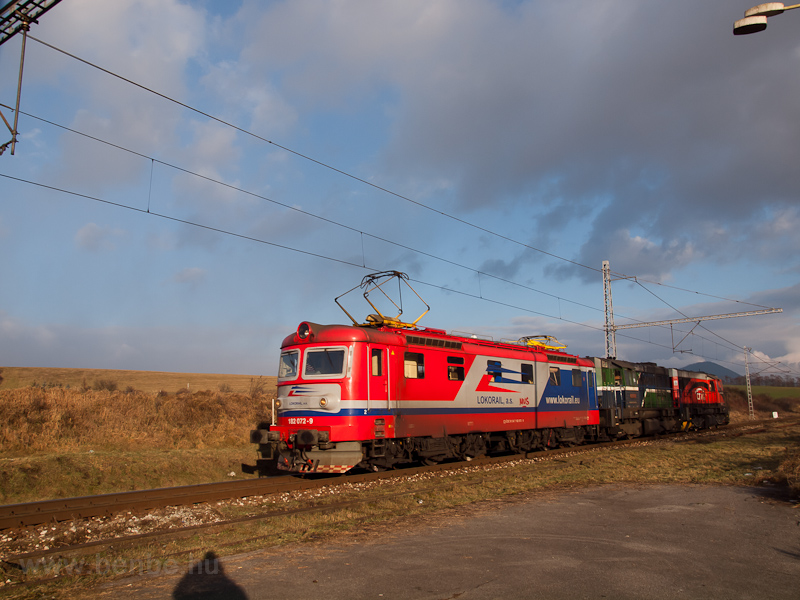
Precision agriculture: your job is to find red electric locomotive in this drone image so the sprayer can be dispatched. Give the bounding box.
[246,272,728,475]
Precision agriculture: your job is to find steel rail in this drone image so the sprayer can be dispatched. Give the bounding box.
[0,419,784,531]
[2,418,791,587]
[0,476,313,530]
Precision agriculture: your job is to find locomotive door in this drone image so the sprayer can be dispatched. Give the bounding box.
[368,345,389,411]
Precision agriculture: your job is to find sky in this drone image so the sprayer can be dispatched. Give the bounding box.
[1,0,799,379]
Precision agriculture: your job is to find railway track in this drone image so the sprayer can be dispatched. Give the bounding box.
[0,419,791,588]
[0,476,316,530]
[0,442,623,532]
[1,420,774,532]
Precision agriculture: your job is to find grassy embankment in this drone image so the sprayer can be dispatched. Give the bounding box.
[1,368,799,598]
[0,367,262,394]
[0,367,798,504]
[3,420,800,600]
[0,367,276,504]
[723,384,799,420]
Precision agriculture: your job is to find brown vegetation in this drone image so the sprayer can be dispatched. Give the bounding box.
[723,386,799,421]
[0,385,276,454]
[777,449,800,496]
[0,366,270,395]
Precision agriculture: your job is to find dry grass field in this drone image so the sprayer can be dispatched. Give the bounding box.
[723,385,799,421]
[0,367,797,505]
[0,366,267,394]
[0,367,278,503]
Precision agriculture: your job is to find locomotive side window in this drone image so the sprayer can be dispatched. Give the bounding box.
[572,369,582,387]
[404,352,425,379]
[278,350,299,380]
[447,356,464,381]
[304,347,346,377]
[371,349,383,376]
[549,367,561,386]
[521,363,533,384]
[487,360,502,381]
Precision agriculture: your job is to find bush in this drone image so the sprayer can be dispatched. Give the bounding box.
[93,379,118,392]
[0,387,267,452]
[777,450,800,496]
[248,376,267,399]
[724,388,798,418]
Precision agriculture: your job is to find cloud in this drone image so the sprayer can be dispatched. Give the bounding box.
[75,223,124,252]
[224,0,798,283]
[31,0,207,194]
[4,0,798,381]
[0,310,272,374]
[173,267,206,286]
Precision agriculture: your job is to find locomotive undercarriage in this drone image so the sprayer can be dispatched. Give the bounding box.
[599,405,729,439]
[249,425,606,475]
[247,403,729,476]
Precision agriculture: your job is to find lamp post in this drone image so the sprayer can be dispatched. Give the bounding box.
[734,2,800,34]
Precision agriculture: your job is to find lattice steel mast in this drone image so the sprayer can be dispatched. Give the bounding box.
[602,260,783,358]
[0,0,65,155]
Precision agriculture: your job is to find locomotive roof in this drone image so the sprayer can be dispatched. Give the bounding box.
[281,321,584,363]
[594,356,720,381]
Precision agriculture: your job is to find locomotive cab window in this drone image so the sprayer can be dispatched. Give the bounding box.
[278,350,299,380]
[572,369,582,387]
[448,365,464,381]
[549,367,561,386]
[304,347,347,378]
[404,352,425,379]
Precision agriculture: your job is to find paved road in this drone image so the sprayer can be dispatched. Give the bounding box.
[88,484,799,600]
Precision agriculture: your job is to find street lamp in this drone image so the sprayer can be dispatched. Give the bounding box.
[734,2,800,34]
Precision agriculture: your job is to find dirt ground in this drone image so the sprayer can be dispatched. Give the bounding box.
[85,483,800,600]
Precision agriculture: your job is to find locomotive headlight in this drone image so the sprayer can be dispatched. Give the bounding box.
[297,322,311,339]
[275,398,282,409]
[319,397,328,407]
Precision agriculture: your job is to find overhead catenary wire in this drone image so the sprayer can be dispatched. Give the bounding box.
[0,102,603,316]
[0,171,703,360]
[1,102,769,367]
[1,101,778,337]
[22,35,776,311]
[5,169,792,376]
[633,280,798,377]
[3,37,792,374]
[2,124,789,374]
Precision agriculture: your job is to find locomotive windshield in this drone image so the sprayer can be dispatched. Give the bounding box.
[278,350,299,380]
[304,347,347,377]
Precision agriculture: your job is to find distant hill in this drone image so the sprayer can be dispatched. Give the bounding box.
[682,361,741,382]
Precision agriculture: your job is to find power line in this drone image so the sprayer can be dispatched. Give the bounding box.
[5,38,790,368]
[633,279,799,377]
[1,102,604,316]
[4,105,780,368]
[1,171,762,367]
[23,34,775,311]
[4,100,776,350]
[27,34,597,276]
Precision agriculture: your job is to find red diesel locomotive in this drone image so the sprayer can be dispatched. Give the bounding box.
[246,273,728,475]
